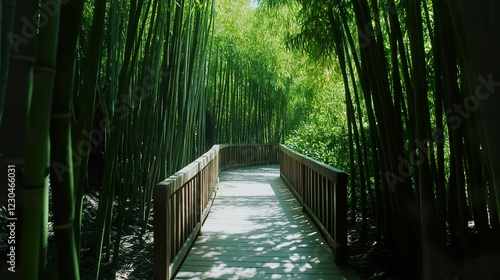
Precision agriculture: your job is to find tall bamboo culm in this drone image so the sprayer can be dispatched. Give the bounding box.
[0,1,85,279]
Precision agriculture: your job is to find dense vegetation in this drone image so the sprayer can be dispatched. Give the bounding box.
[1,0,217,278]
[1,0,500,279]
[263,0,500,279]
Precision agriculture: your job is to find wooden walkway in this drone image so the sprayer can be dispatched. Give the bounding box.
[174,165,361,280]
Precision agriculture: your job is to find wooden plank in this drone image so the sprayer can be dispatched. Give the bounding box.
[174,166,360,280]
[177,265,352,276]
[175,271,352,280]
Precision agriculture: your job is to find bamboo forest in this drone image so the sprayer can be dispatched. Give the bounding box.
[1,0,500,279]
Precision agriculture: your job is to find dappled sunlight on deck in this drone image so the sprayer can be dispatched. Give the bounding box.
[174,165,359,280]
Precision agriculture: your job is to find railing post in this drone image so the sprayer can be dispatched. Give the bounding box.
[154,187,170,280]
[270,144,274,162]
[302,164,307,210]
[334,172,348,264]
[196,170,202,236]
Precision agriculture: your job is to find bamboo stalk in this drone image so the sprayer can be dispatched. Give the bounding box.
[50,0,85,278]
[1,0,37,278]
[0,0,16,122]
[73,0,107,257]
[22,1,61,278]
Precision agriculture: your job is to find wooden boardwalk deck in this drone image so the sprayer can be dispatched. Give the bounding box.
[174,165,361,280]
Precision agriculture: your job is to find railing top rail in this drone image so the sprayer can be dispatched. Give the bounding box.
[156,145,220,197]
[218,143,275,148]
[279,144,346,183]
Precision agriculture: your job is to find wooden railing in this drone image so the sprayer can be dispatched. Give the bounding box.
[279,144,348,264]
[219,143,276,170]
[153,144,277,280]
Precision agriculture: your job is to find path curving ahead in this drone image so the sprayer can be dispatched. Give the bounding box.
[174,165,360,280]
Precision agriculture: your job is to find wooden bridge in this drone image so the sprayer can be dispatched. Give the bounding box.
[153,144,360,279]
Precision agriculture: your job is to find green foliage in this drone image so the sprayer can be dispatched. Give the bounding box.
[285,122,349,171]
[285,68,349,171]
[209,0,353,148]
[207,0,292,143]
[1,0,216,278]
[267,0,500,278]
